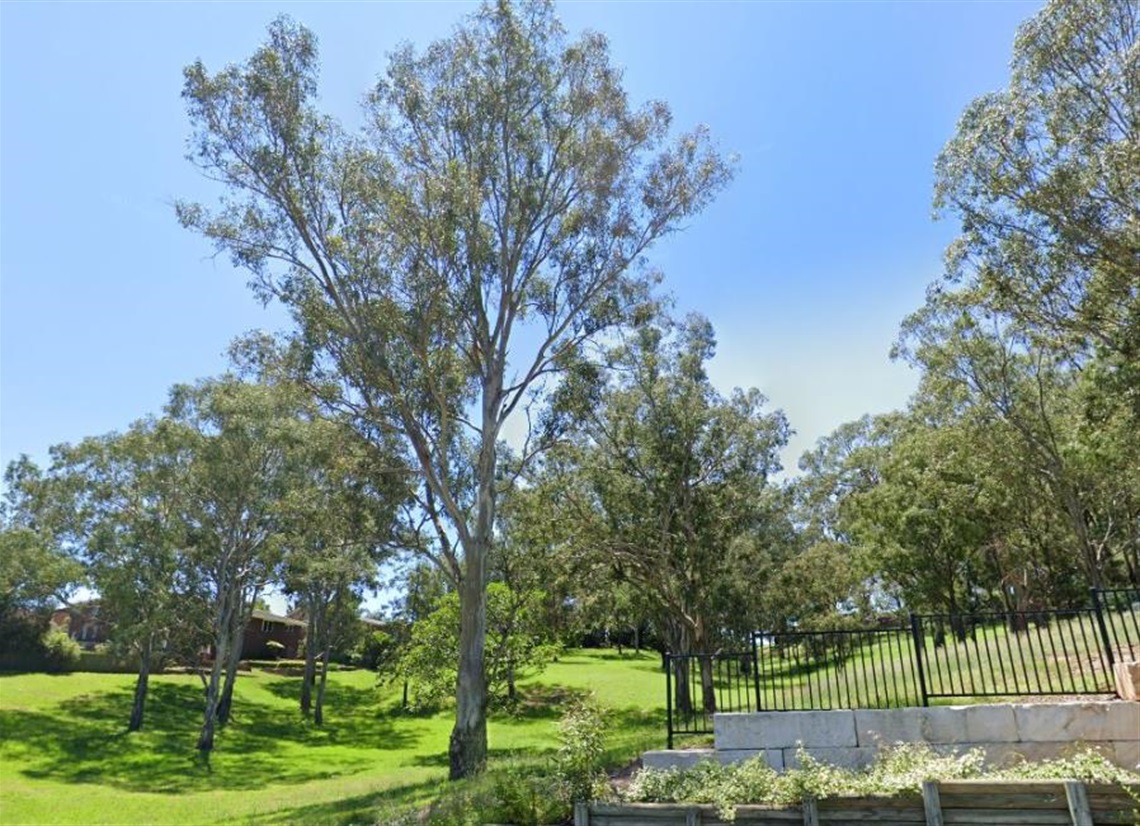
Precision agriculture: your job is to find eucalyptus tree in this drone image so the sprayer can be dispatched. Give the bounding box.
[563,314,790,713]
[934,0,1138,368]
[886,0,1140,599]
[167,377,310,751]
[279,418,404,724]
[179,1,732,776]
[0,461,84,663]
[38,420,209,732]
[896,297,1131,591]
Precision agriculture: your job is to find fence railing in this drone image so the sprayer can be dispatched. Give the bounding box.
[664,587,1140,748]
[759,626,921,711]
[1093,587,1140,664]
[665,650,756,748]
[911,608,1113,700]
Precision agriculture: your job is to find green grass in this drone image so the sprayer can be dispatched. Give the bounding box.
[0,649,666,825]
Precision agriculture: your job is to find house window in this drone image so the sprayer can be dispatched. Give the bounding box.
[262,620,276,632]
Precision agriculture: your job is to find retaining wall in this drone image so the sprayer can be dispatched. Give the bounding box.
[643,702,1140,772]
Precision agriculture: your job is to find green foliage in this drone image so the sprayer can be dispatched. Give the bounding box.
[392,583,559,712]
[549,312,793,657]
[625,744,1140,821]
[554,698,609,806]
[40,628,81,672]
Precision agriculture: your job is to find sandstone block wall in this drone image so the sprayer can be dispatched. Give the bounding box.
[642,702,1139,773]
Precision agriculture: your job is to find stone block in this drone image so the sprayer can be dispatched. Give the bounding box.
[714,710,857,749]
[965,704,1018,743]
[854,708,924,746]
[640,749,716,771]
[782,746,876,771]
[714,749,784,770]
[976,741,1054,768]
[919,706,969,743]
[1013,703,1078,742]
[1114,661,1140,701]
[1012,700,1137,743]
[1104,702,1140,741]
[1113,739,1140,771]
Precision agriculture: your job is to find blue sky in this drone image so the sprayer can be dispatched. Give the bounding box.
[1,0,1041,477]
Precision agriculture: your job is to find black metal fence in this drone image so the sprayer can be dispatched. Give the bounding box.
[664,587,1140,748]
[1094,587,1140,664]
[665,651,756,747]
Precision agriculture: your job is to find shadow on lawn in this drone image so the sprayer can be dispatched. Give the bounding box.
[2,677,423,794]
[249,776,447,826]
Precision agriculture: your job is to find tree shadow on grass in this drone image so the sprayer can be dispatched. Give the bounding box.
[497,684,592,721]
[2,677,424,794]
[248,776,448,826]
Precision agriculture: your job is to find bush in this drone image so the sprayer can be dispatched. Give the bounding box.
[40,629,81,672]
[554,698,609,806]
[624,744,1139,821]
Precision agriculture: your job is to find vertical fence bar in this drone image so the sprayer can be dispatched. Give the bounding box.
[665,653,674,750]
[910,613,929,706]
[1091,588,1117,672]
[752,634,762,712]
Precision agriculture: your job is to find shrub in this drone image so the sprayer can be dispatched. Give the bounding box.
[40,628,81,672]
[626,743,1116,821]
[553,698,609,807]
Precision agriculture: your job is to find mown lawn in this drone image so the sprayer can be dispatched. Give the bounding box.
[0,649,666,825]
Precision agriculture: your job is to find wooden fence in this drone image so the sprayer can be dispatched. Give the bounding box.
[574,780,1140,825]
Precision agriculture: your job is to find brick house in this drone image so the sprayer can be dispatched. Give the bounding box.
[49,601,111,650]
[244,609,306,659]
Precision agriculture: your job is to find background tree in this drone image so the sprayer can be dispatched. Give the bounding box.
[555,314,790,714]
[279,417,403,725]
[168,377,308,751]
[391,582,557,712]
[934,0,1138,368]
[37,420,209,732]
[179,1,732,776]
[0,462,83,669]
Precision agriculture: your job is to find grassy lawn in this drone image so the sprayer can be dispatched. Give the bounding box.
[0,649,666,825]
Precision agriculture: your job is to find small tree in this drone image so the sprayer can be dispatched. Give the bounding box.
[392,582,557,712]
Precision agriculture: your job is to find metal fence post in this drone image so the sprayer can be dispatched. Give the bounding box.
[910,613,929,707]
[666,653,674,750]
[751,633,762,712]
[1090,587,1116,671]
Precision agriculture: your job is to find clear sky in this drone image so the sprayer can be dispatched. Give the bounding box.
[1,0,1041,478]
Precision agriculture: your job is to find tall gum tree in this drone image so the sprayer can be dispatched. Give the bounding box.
[178,1,732,777]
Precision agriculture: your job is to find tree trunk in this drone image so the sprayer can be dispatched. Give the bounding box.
[128,638,152,733]
[448,404,496,781]
[693,620,716,713]
[217,614,246,726]
[666,621,694,717]
[198,635,227,751]
[672,655,693,717]
[314,645,331,726]
[301,598,317,717]
[450,563,488,779]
